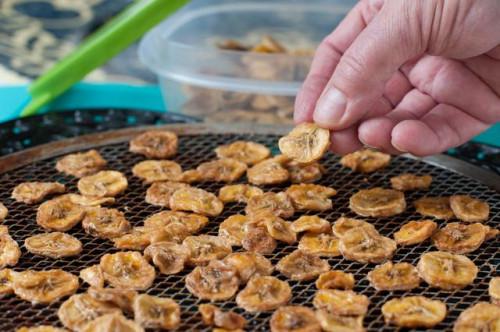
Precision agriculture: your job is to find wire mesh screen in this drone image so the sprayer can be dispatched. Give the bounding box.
[0,132,498,331]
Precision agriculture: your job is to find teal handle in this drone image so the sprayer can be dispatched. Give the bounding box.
[21,0,190,117]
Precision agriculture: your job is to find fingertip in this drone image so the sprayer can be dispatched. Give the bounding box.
[329,127,363,155]
[391,120,437,156]
[358,117,402,155]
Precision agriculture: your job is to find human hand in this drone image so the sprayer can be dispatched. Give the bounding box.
[295,0,500,156]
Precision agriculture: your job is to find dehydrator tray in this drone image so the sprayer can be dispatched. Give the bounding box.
[0,123,498,331]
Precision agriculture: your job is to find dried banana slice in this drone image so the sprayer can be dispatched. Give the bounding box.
[223,252,273,283]
[490,277,500,305]
[340,149,390,173]
[485,225,499,240]
[78,170,128,198]
[245,192,295,219]
[367,262,421,291]
[286,160,324,183]
[36,196,85,231]
[82,207,131,239]
[183,235,232,265]
[291,215,330,234]
[286,184,336,211]
[58,293,121,331]
[185,260,239,301]
[64,194,115,207]
[432,222,487,254]
[241,224,277,254]
[315,310,365,332]
[349,188,406,217]
[0,268,15,297]
[143,241,190,275]
[277,250,330,281]
[180,169,203,183]
[144,210,208,234]
[316,271,355,290]
[0,202,7,222]
[331,217,375,238]
[252,35,286,53]
[313,289,369,316]
[217,39,249,51]
[12,182,66,204]
[390,173,432,191]
[132,160,182,183]
[99,251,155,290]
[17,326,68,332]
[56,149,107,178]
[199,304,247,330]
[247,156,290,185]
[194,158,248,183]
[80,313,143,332]
[253,213,296,244]
[129,130,178,159]
[382,296,446,328]
[415,197,454,220]
[145,181,188,208]
[339,227,396,264]
[13,269,78,304]
[417,251,478,290]
[279,123,330,163]
[393,219,437,246]
[214,140,270,165]
[87,287,137,313]
[450,195,490,222]
[170,187,224,217]
[133,294,180,330]
[25,232,82,258]
[112,227,155,251]
[298,233,340,257]
[219,214,248,246]
[79,265,104,288]
[236,276,292,312]
[270,306,321,332]
[453,302,500,332]
[218,184,264,203]
[0,227,20,268]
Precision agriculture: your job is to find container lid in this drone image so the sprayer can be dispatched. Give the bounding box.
[139,0,353,95]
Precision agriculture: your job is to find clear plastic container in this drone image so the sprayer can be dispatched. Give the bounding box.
[139,0,354,123]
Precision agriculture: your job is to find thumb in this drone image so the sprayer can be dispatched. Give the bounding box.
[313,1,426,130]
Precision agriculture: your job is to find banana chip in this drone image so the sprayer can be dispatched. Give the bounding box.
[132,160,183,183]
[87,287,137,313]
[0,227,20,268]
[218,184,264,203]
[490,277,500,305]
[316,271,355,290]
[80,313,144,332]
[270,306,321,332]
[315,310,365,332]
[13,269,78,304]
[183,235,232,265]
[279,123,330,163]
[286,184,336,211]
[56,150,107,178]
[99,252,155,290]
[0,268,15,297]
[247,156,290,185]
[340,149,390,173]
[129,130,178,159]
[390,173,432,191]
[277,250,330,281]
[214,141,270,165]
[450,195,490,222]
[12,182,66,204]
[393,220,437,246]
[241,223,277,254]
[432,222,487,254]
[78,170,128,198]
[170,187,224,217]
[367,262,421,291]
[286,160,324,183]
[218,214,248,246]
[291,215,331,234]
[36,196,85,231]
[253,213,296,244]
[185,260,239,301]
[417,251,477,290]
[236,276,292,312]
[143,241,190,275]
[298,233,340,257]
[0,202,7,222]
[453,302,500,332]
[245,192,295,219]
[382,296,447,328]
[199,304,247,330]
[144,210,208,234]
[25,232,82,258]
[64,194,115,207]
[145,181,189,208]
[331,217,375,238]
[313,289,369,316]
[339,227,396,264]
[349,188,406,217]
[223,252,273,284]
[133,294,180,330]
[414,197,454,220]
[82,207,131,239]
[112,227,155,251]
[79,265,104,288]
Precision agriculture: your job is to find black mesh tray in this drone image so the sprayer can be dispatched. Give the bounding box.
[0,123,498,331]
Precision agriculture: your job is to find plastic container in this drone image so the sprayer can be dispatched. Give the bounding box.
[139,0,354,124]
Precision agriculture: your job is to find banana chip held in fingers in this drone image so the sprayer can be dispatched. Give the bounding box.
[279,123,330,164]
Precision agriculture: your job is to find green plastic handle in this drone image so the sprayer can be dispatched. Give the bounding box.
[21,0,190,117]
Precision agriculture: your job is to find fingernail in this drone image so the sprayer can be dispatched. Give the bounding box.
[313,88,347,129]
